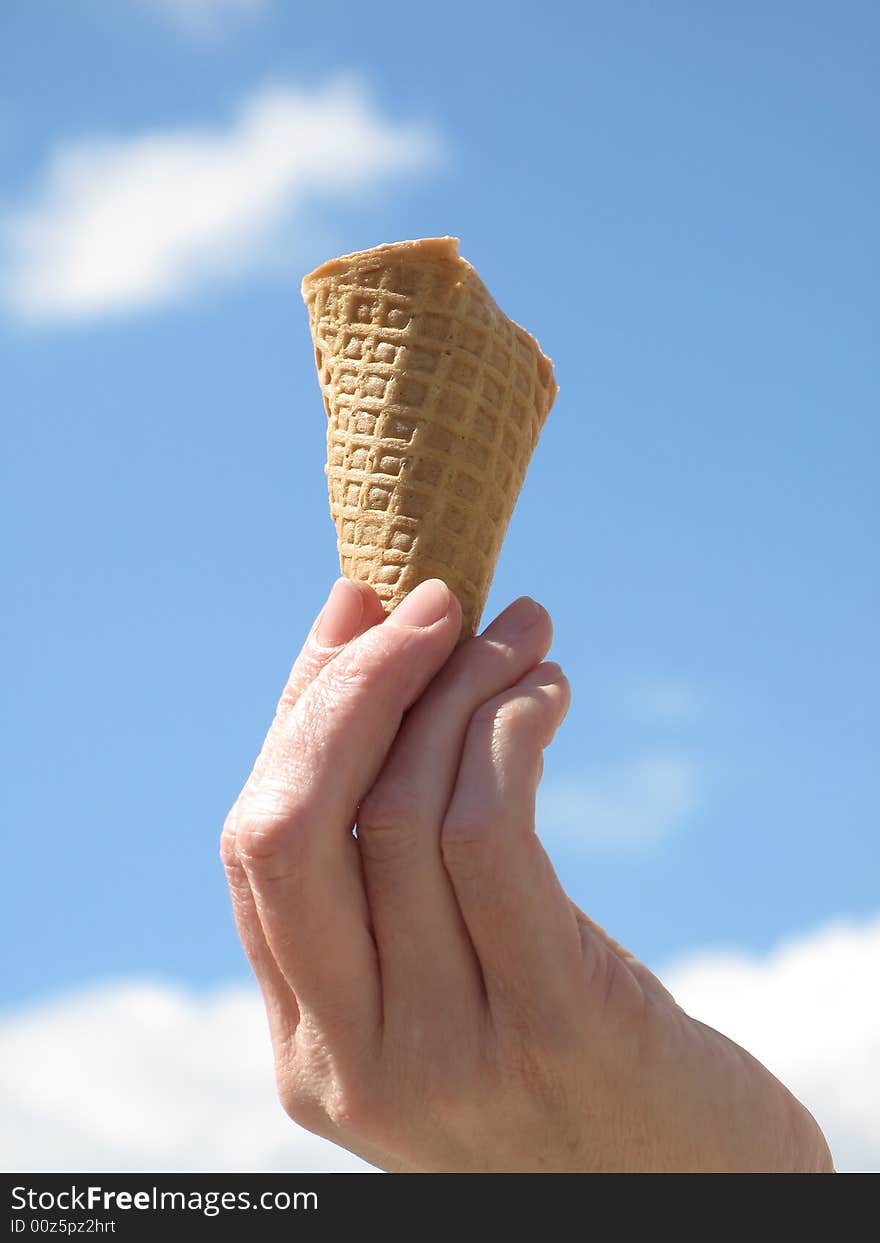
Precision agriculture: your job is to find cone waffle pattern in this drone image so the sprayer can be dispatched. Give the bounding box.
[302,237,557,637]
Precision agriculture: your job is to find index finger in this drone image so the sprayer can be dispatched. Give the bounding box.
[234,579,462,1034]
[220,577,386,1041]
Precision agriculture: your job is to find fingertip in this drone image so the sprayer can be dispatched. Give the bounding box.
[314,577,365,649]
[480,595,553,647]
[352,578,388,629]
[488,662,572,743]
[531,599,554,649]
[532,662,572,719]
[388,578,456,630]
[534,660,566,686]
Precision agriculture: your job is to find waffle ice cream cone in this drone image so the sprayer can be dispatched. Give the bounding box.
[301,237,558,638]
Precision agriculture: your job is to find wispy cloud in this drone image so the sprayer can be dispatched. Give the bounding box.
[2,915,877,1171]
[664,915,880,1173]
[613,677,703,724]
[538,752,700,852]
[0,79,441,322]
[139,0,268,37]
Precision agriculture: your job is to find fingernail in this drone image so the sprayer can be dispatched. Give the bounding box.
[487,596,545,638]
[389,579,451,629]
[315,578,364,648]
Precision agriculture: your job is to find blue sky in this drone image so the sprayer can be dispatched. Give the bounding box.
[2,0,877,1068]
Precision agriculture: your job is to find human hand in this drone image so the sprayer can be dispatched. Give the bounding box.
[221,578,833,1172]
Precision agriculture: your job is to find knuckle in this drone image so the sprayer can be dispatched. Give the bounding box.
[274,681,300,715]
[308,617,448,729]
[359,622,447,694]
[473,688,555,748]
[358,779,420,831]
[496,695,544,736]
[321,620,423,698]
[470,692,514,732]
[316,652,374,703]
[233,788,310,867]
[234,816,289,866]
[447,633,518,684]
[307,645,399,728]
[357,779,425,861]
[441,811,496,863]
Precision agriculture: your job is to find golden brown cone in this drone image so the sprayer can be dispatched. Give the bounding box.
[301,237,557,638]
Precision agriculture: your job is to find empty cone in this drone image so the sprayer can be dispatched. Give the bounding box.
[301,237,558,638]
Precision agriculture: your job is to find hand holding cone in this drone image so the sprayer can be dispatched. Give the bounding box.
[302,237,557,638]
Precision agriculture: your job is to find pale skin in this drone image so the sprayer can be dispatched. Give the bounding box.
[221,577,834,1172]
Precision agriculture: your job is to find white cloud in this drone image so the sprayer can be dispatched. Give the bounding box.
[0,981,372,1172]
[0,79,440,321]
[613,677,703,724]
[539,753,699,851]
[1,915,877,1172]
[664,915,880,1173]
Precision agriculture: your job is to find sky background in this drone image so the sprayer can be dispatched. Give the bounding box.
[2,0,878,1171]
